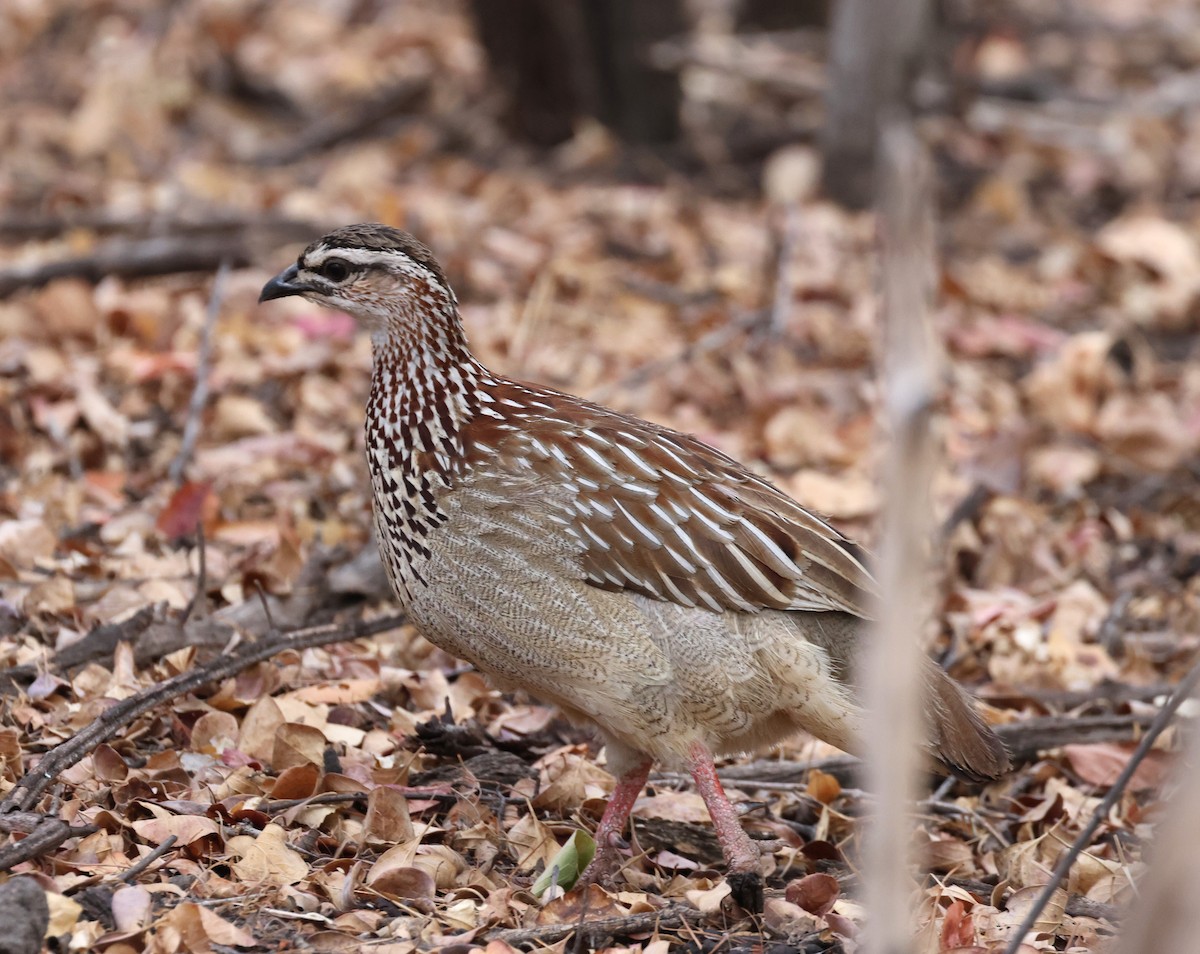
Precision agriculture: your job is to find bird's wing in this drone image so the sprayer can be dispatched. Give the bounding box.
[462,382,876,618]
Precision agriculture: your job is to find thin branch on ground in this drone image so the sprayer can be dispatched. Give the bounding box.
[170,263,229,483]
[251,79,429,165]
[1001,657,1200,954]
[2,547,375,682]
[686,710,1163,790]
[0,819,99,872]
[0,212,315,242]
[0,236,243,298]
[0,219,316,297]
[487,904,709,947]
[0,611,407,832]
[119,834,178,883]
[591,309,767,403]
[183,523,211,622]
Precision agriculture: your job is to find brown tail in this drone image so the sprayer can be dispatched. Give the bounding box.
[923,659,1010,782]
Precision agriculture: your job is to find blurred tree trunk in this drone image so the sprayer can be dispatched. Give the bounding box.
[468,0,685,147]
[820,0,932,208]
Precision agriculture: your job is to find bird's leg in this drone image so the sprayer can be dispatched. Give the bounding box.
[578,757,652,886]
[687,741,764,912]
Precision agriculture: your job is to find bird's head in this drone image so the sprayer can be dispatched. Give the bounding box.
[259,224,455,339]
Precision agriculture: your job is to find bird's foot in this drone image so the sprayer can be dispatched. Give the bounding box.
[577,831,629,889]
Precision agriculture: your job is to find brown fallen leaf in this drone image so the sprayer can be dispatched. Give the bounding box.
[1062,742,1173,792]
[228,823,309,885]
[363,785,415,845]
[806,768,842,804]
[939,898,977,950]
[271,722,327,771]
[536,883,626,924]
[271,762,321,800]
[786,872,839,917]
[152,901,256,952]
[111,884,153,933]
[131,806,221,849]
[155,481,214,542]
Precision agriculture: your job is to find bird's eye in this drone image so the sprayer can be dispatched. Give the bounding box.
[318,259,352,283]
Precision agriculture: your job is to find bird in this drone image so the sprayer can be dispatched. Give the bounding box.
[259,223,1009,911]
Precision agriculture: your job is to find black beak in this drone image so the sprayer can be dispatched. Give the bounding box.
[259,263,306,302]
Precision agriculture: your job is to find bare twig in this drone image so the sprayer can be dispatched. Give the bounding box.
[0,236,242,298]
[590,309,766,403]
[183,524,211,622]
[1020,680,1170,712]
[48,605,157,672]
[250,79,429,165]
[1002,658,1200,954]
[0,819,98,872]
[253,581,278,634]
[649,709,1165,794]
[0,212,316,243]
[260,792,369,815]
[862,117,938,954]
[948,878,1120,924]
[487,904,708,946]
[0,218,318,297]
[170,262,229,483]
[119,834,178,883]
[0,612,406,822]
[2,548,375,681]
[996,711,1157,763]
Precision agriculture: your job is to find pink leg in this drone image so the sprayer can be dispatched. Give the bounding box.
[688,741,764,911]
[578,757,652,885]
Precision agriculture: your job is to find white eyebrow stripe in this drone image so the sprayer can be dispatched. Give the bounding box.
[305,246,421,270]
